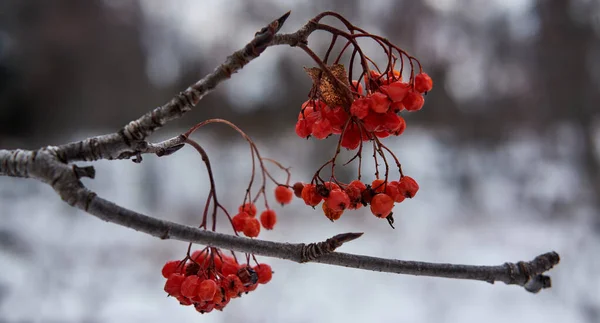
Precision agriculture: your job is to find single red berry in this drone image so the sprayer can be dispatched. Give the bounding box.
[162,260,182,278]
[180,275,202,298]
[223,274,244,298]
[345,180,366,209]
[301,184,323,206]
[350,97,370,119]
[402,90,425,111]
[385,181,406,203]
[382,111,405,133]
[369,92,390,113]
[259,209,277,230]
[322,200,344,221]
[362,110,385,132]
[164,273,186,296]
[414,73,433,93]
[231,212,250,232]
[391,101,405,112]
[221,260,241,277]
[371,179,386,193]
[243,217,261,237]
[322,105,349,133]
[238,203,257,217]
[274,185,293,205]
[341,124,362,150]
[253,264,273,284]
[176,295,193,306]
[370,193,395,218]
[311,118,333,139]
[381,81,410,102]
[292,182,305,198]
[198,279,218,302]
[398,176,419,198]
[325,189,350,212]
[295,119,311,138]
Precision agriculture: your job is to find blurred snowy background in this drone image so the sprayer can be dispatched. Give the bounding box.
[1,0,599,322]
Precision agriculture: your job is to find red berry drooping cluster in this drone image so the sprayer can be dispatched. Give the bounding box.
[293,176,419,222]
[295,70,432,149]
[162,248,272,314]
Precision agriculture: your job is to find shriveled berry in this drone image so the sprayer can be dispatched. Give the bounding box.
[243,217,261,237]
[398,176,419,198]
[402,90,425,111]
[198,279,218,302]
[232,212,250,232]
[414,73,433,93]
[162,260,182,278]
[323,200,344,221]
[301,184,323,207]
[253,264,273,284]
[259,209,277,230]
[370,193,394,218]
[238,203,257,217]
[223,274,244,298]
[274,185,293,205]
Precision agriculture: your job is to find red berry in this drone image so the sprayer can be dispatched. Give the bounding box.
[198,279,218,302]
[362,110,385,132]
[402,90,425,111]
[162,260,182,278]
[322,200,344,221]
[253,264,273,284]
[222,274,244,298]
[385,181,406,203]
[292,182,305,198]
[345,180,366,209]
[322,105,349,134]
[164,273,186,296]
[301,184,323,206]
[311,118,333,139]
[221,260,240,277]
[371,179,386,193]
[181,275,202,298]
[370,193,394,218]
[231,212,250,232]
[350,97,370,119]
[381,81,410,102]
[341,124,362,150]
[243,217,261,237]
[274,185,293,205]
[398,176,419,198]
[295,119,311,138]
[259,209,277,230]
[414,73,433,93]
[369,92,390,113]
[238,203,257,217]
[382,111,405,133]
[351,80,364,96]
[325,189,350,212]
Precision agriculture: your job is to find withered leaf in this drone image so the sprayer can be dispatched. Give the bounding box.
[304,64,352,108]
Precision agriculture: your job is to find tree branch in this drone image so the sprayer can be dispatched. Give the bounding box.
[0,11,559,294]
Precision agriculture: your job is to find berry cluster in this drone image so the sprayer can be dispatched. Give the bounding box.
[293,176,418,221]
[231,184,294,238]
[295,70,433,149]
[162,248,272,314]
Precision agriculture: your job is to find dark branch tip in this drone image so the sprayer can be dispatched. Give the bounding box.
[72,165,96,179]
[157,143,185,157]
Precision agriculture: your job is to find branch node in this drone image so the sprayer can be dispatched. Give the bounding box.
[300,232,363,262]
[132,152,143,163]
[72,165,96,179]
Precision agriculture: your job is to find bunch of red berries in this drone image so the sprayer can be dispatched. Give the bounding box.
[293,176,419,221]
[295,70,433,149]
[162,248,273,314]
[230,185,294,238]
